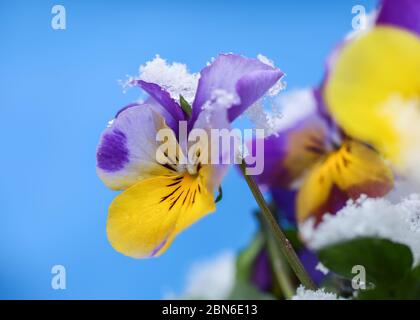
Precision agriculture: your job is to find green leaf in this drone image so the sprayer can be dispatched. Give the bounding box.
[215,186,223,203]
[392,264,420,299]
[356,263,420,300]
[318,237,413,286]
[179,95,192,118]
[320,274,353,298]
[356,285,400,300]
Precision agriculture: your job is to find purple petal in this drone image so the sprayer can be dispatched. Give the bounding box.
[115,102,141,118]
[115,98,179,135]
[132,80,186,125]
[97,129,129,172]
[320,184,349,218]
[314,87,332,127]
[251,249,272,292]
[377,0,420,36]
[96,102,174,190]
[298,248,326,286]
[251,245,326,291]
[250,112,329,189]
[190,103,231,192]
[270,188,297,225]
[313,87,343,135]
[191,54,283,126]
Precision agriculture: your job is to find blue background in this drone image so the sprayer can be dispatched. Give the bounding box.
[0,0,375,299]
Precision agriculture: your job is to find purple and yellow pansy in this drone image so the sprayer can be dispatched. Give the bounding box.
[248,0,420,225]
[246,0,420,291]
[96,54,283,258]
[251,88,393,224]
[325,0,420,178]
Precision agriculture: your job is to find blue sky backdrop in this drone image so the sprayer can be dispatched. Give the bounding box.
[0,0,375,299]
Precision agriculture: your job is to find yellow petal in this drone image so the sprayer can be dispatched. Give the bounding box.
[325,26,420,164]
[106,172,215,259]
[297,140,393,223]
[175,168,217,230]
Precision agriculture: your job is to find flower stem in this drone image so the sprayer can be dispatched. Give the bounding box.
[265,227,295,299]
[240,162,317,290]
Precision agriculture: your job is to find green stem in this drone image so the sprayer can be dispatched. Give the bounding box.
[265,228,295,299]
[240,162,317,290]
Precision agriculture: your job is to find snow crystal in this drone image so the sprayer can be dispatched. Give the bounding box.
[300,195,420,265]
[203,89,240,111]
[196,88,240,126]
[107,119,115,128]
[257,54,286,97]
[257,54,275,67]
[244,99,283,137]
[291,285,342,300]
[315,262,330,275]
[127,55,200,104]
[235,140,250,164]
[245,88,317,137]
[164,251,236,300]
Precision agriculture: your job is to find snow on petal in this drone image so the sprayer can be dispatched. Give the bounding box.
[245,88,316,137]
[129,55,200,104]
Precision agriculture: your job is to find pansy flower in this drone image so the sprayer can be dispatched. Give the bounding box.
[245,88,394,290]
[249,88,393,224]
[96,54,283,258]
[325,0,420,179]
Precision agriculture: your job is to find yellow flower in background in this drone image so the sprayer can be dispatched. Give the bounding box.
[325,0,420,177]
[296,138,393,223]
[250,90,394,224]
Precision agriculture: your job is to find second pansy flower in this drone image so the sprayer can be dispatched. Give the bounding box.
[250,88,393,224]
